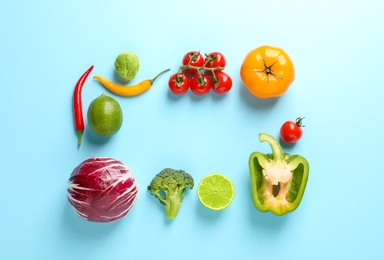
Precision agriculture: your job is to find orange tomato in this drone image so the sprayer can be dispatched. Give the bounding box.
[240,45,295,99]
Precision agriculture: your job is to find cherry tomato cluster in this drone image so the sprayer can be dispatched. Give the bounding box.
[168,51,232,95]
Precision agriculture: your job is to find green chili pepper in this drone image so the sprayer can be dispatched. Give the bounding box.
[249,133,309,216]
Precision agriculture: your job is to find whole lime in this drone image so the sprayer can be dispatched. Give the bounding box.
[114,51,140,81]
[87,94,123,136]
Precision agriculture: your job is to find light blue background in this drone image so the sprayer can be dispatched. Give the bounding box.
[1,0,383,259]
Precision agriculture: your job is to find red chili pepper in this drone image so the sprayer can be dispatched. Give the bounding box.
[73,65,94,146]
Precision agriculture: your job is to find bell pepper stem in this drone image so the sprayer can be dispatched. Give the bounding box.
[259,133,283,162]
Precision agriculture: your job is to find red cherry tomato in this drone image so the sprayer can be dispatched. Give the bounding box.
[205,52,226,70]
[190,74,211,96]
[280,117,305,143]
[168,72,189,95]
[182,51,204,74]
[210,71,232,94]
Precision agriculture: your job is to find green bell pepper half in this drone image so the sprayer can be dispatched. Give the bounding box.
[249,133,309,216]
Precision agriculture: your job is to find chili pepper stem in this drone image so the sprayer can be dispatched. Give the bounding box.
[149,68,171,85]
[77,130,83,146]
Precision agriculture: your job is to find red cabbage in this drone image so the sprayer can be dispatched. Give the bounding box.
[67,157,138,223]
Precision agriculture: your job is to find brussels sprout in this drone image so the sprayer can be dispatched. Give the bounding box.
[114,52,140,81]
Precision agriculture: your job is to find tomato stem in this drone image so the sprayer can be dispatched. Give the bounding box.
[173,72,186,88]
[179,64,224,73]
[253,57,282,82]
[197,75,208,86]
[296,117,305,127]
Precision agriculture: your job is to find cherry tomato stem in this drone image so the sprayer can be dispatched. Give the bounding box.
[296,117,305,127]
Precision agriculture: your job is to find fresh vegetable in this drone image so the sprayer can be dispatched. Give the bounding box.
[168,72,189,95]
[67,157,138,222]
[168,50,232,95]
[190,74,211,96]
[210,71,232,94]
[205,52,226,72]
[197,173,235,211]
[280,117,305,144]
[87,94,123,136]
[182,51,205,73]
[73,65,94,146]
[94,68,170,96]
[148,168,194,219]
[240,45,295,99]
[114,51,140,81]
[249,133,309,215]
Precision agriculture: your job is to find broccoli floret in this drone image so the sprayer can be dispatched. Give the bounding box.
[148,168,194,219]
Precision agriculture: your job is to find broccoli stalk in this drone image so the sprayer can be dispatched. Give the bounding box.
[151,185,184,218]
[148,168,194,219]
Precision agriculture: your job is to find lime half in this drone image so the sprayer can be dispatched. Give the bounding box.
[197,173,235,210]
